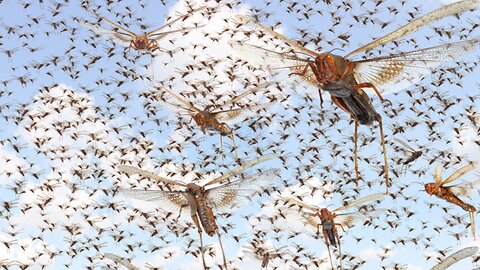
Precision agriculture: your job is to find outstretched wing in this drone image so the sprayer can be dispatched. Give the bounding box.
[204,154,278,186]
[206,169,278,211]
[281,196,319,212]
[431,246,479,270]
[80,20,133,47]
[394,138,416,153]
[333,193,384,212]
[442,162,477,185]
[120,188,189,214]
[353,40,480,95]
[103,253,139,270]
[214,103,275,123]
[214,82,274,110]
[235,14,320,57]
[230,41,311,71]
[345,0,479,57]
[118,165,187,187]
[146,6,207,38]
[161,88,202,113]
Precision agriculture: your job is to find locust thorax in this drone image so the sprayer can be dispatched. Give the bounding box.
[424,183,436,195]
[319,208,332,221]
[186,183,203,198]
[192,111,213,126]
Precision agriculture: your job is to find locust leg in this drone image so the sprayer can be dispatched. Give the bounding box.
[219,133,224,163]
[353,82,385,103]
[337,235,343,270]
[150,56,155,82]
[471,210,475,241]
[192,215,207,270]
[216,230,228,270]
[323,230,334,270]
[376,114,389,194]
[292,63,324,107]
[230,132,238,161]
[354,120,359,186]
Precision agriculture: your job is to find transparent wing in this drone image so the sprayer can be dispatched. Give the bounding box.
[120,188,189,213]
[146,6,207,37]
[97,16,137,37]
[206,169,278,210]
[353,40,480,95]
[431,246,479,270]
[394,138,416,153]
[333,193,384,212]
[442,162,477,185]
[80,20,133,47]
[235,14,320,57]
[230,40,311,71]
[148,25,206,40]
[345,0,479,57]
[281,196,319,212]
[303,211,383,230]
[214,103,275,123]
[214,82,274,109]
[118,165,187,187]
[333,209,386,228]
[204,154,278,186]
[162,88,201,113]
[435,165,443,185]
[103,253,139,270]
[448,180,479,199]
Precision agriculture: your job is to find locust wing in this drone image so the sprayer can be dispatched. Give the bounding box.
[206,169,279,211]
[352,40,480,95]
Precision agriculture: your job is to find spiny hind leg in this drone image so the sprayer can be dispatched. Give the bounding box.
[354,120,359,186]
[192,215,207,270]
[353,82,388,104]
[470,210,475,240]
[219,133,224,162]
[376,114,389,194]
[216,230,228,270]
[230,132,238,161]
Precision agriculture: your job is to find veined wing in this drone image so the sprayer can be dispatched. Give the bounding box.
[353,40,480,95]
[146,6,207,37]
[305,210,385,229]
[235,14,319,57]
[214,82,274,110]
[280,196,319,212]
[162,88,202,113]
[80,20,133,47]
[120,188,189,214]
[214,103,276,123]
[204,154,278,186]
[206,169,278,211]
[442,162,477,185]
[434,165,443,185]
[103,253,139,270]
[447,180,479,199]
[334,209,386,228]
[118,165,187,187]
[148,25,205,40]
[346,0,479,57]
[97,16,137,37]
[230,40,310,71]
[333,193,384,212]
[394,138,416,153]
[430,246,479,270]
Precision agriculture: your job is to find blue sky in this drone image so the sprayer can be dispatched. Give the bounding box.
[0,0,479,269]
